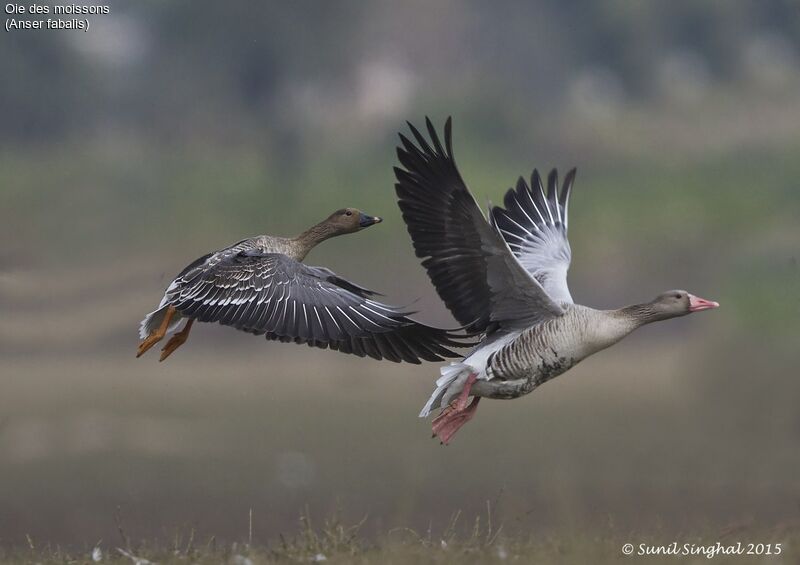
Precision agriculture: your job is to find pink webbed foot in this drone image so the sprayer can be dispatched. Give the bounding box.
[431,373,480,445]
[431,397,481,445]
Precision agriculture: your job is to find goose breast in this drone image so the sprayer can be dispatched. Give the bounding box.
[474,305,636,399]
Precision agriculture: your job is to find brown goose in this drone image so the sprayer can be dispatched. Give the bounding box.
[137,208,465,363]
[394,118,719,444]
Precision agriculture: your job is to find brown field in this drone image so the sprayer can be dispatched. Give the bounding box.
[1,255,798,557]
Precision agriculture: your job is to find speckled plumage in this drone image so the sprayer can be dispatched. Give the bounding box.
[138,210,468,364]
[473,306,638,399]
[395,118,717,442]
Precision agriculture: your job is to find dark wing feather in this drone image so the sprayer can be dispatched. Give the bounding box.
[165,250,464,363]
[394,117,564,333]
[304,266,382,298]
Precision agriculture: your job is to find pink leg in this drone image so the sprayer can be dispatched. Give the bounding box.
[453,373,477,411]
[431,373,480,445]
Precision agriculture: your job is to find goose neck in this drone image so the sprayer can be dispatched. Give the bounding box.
[294,221,340,258]
[617,303,663,326]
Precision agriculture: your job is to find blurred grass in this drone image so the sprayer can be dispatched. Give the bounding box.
[4,512,798,565]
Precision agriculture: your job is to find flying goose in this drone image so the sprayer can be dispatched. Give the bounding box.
[137,208,465,363]
[394,118,719,444]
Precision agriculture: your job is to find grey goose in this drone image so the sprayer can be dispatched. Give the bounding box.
[137,208,466,363]
[394,118,719,444]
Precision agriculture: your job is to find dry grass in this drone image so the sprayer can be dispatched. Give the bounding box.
[4,509,798,565]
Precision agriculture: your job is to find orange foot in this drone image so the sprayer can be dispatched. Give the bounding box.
[159,319,194,362]
[136,305,176,358]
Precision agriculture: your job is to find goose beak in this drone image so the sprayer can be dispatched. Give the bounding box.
[688,294,720,312]
[359,213,382,228]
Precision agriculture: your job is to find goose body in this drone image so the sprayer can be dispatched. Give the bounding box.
[137,233,305,340]
[394,118,719,443]
[421,305,636,414]
[137,208,466,364]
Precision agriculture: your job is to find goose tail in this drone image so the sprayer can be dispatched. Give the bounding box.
[138,302,182,339]
[419,362,474,418]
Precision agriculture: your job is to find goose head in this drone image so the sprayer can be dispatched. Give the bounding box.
[643,290,719,321]
[325,208,383,234]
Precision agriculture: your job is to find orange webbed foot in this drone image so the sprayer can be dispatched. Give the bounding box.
[136,306,176,358]
[159,319,193,362]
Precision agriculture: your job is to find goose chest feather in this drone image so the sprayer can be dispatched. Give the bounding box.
[473,305,638,400]
[394,117,719,444]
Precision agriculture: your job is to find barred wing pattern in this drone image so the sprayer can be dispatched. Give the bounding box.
[164,249,463,363]
[394,117,564,333]
[489,169,576,304]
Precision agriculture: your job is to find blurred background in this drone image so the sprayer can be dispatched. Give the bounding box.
[1,0,798,548]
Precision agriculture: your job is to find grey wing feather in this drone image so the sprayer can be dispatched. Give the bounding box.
[394,117,564,333]
[304,265,382,298]
[489,169,576,304]
[162,250,465,363]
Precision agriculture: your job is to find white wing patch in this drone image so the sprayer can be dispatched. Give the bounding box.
[490,169,576,305]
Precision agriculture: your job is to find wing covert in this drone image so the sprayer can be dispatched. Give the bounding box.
[164,250,464,363]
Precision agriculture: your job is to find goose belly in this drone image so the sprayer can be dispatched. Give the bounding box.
[476,324,591,400]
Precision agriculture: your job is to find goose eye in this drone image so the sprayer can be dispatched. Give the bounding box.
[674,293,681,299]
[345,211,352,216]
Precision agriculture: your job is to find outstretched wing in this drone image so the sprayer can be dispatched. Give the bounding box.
[164,249,464,363]
[489,169,576,304]
[394,117,564,334]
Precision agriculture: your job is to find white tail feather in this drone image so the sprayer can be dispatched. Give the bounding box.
[419,363,473,418]
[138,304,182,339]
